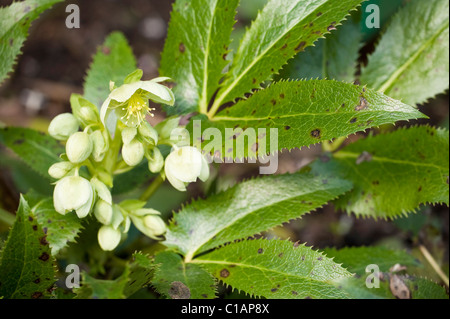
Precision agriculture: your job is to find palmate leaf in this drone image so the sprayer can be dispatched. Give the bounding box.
[209,0,364,113]
[83,32,137,109]
[25,192,83,255]
[280,15,362,82]
[188,80,426,159]
[75,252,154,299]
[0,196,55,299]
[360,0,449,105]
[311,126,450,218]
[152,251,216,299]
[192,239,352,299]
[164,173,352,260]
[160,0,239,114]
[0,127,64,179]
[0,0,63,85]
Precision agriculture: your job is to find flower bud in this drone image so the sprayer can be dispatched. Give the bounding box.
[90,130,108,162]
[143,215,166,237]
[121,127,137,145]
[130,209,166,240]
[122,139,144,166]
[66,132,93,163]
[90,177,112,204]
[48,113,79,140]
[138,122,158,145]
[164,146,210,192]
[146,147,164,173]
[94,199,113,225]
[98,225,121,251]
[53,176,94,218]
[79,106,98,125]
[48,161,74,179]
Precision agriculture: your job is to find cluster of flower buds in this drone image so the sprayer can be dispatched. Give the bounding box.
[47,69,211,251]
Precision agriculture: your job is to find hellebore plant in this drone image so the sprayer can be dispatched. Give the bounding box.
[0,0,448,301]
[47,69,208,251]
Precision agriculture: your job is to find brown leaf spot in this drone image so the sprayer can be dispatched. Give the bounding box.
[310,129,321,139]
[168,281,191,299]
[220,269,230,278]
[102,46,111,55]
[39,252,50,262]
[179,43,186,53]
[257,248,264,254]
[295,41,307,52]
[284,126,291,130]
[350,118,358,124]
[31,292,43,299]
[271,288,278,292]
[355,97,369,111]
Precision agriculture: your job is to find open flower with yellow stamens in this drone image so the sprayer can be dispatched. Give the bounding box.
[100,69,175,133]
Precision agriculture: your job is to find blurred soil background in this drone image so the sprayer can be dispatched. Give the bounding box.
[0,0,448,287]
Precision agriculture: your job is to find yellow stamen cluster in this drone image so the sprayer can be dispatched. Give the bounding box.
[121,93,155,126]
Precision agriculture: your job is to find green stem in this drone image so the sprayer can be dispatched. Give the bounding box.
[419,245,449,288]
[139,175,164,202]
[0,208,15,226]
[322,136,347,153]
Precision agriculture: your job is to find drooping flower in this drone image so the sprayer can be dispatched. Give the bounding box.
[48,113,79,140]
[53,176,94,218]
[66,132,93,164]
[164,146,209,192]
[98,225,121,251]
[130,208,166,240]
[100,71,174,132]
[48,161,74,179]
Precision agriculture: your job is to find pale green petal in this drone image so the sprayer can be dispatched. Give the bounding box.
[139,81,175,106]
[198,155,210,182]
[109,81,141,102]
[165,146,203,183]
[98,225,121,251]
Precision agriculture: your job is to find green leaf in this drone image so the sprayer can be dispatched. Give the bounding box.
[327,249,448,301]
[160,0,240,114]
[0,127,64,179]
[112,160,155,195]
[75,252,154,299]
[0,152,53,196]
[210,0,364,113]
[84,32,137,108]
[123,252,155,298]
[0,196,55,299]
[152,251,216,299]
[0,0,63,85]
[280,15,362,82]
[324,246,421,276]
[75,270,130,299]
[24,193,83,255]
[360,0,449,105]
[192,239,352,299]
[164,173,352,259]
[311,126,450,218]
[333,275,448,299]
[189,80,426,159]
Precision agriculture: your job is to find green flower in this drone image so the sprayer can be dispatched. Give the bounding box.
[100,70,174,131]
[53,176,94,218]
[164,146,210,192]
[48,113,79,140]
